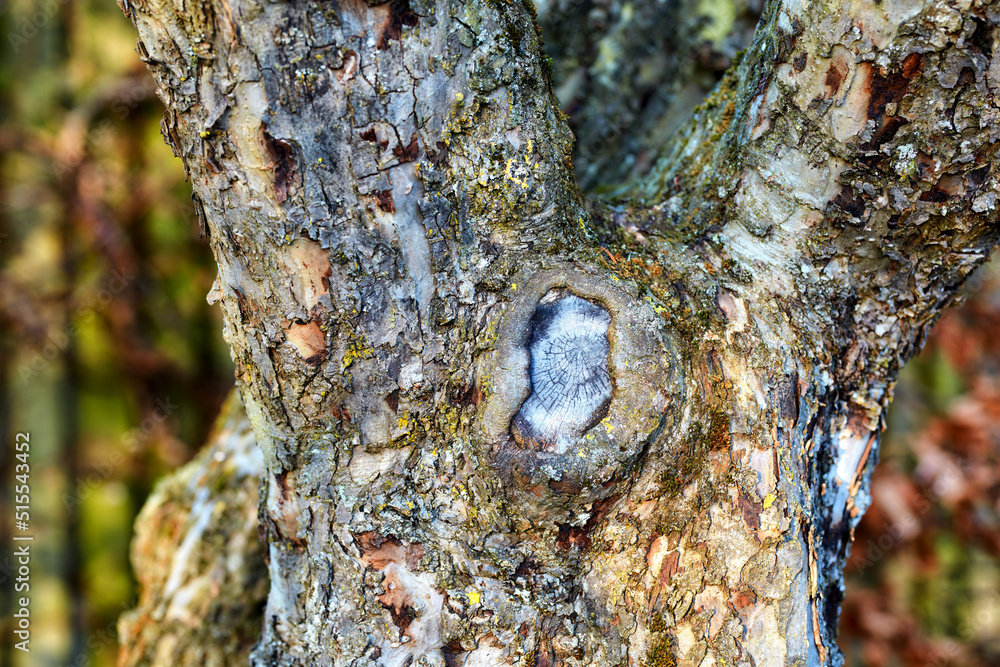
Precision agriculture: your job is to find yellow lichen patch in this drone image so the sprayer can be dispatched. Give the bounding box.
[285,322,326,361]
[505,158,530,188]
[341,338,373,372]
[763,493,776,509]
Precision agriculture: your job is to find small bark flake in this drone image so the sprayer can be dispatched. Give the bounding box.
[285,321,326,363]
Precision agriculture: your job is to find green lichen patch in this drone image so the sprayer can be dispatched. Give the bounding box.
[642,628,677,667]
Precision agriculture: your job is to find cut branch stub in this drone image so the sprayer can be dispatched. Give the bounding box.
[479,265,683,508]
[511,290,613,453]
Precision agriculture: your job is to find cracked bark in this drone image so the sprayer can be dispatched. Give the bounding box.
[117,0,1000,664]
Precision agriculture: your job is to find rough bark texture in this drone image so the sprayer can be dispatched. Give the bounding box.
[117,0,1000,664]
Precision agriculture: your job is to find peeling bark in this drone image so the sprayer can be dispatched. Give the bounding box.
[118,0,1000,664]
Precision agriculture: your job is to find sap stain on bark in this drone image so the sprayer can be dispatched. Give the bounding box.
[510,290,612,453]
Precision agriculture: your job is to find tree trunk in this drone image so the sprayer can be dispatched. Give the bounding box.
[118,0,1000,663]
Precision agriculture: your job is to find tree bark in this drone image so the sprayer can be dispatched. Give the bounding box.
[118,0,1000,664]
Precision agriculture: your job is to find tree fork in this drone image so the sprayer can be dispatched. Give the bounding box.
[119,0,1000,664]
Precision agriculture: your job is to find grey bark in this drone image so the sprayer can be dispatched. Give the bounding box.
[117,0,1000,664]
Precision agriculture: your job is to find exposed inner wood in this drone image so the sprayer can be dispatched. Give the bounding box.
[511,290,613,453]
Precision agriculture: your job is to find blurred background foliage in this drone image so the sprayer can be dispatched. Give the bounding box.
[840,262,1000,667]
[0,0,234,665]
[0,0,997,666]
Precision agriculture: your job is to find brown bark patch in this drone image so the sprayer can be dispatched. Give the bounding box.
[833,186,866,220]
[774,372,799,423]
[515,555,540,579]
[275,471,291,500]
[901,52,923,79]
[867,57,919,119]
[337,50,359,82]
[360,126,390,151]
[554,495,619,549]
[658,550,681,586]
[373,189,396,213]
[919,174,965,202]
[356,532,425,570]
[729,589,758,613]
[268,471,305,547]
[533,639,555,667]
[376,0,418,50]
[555,523,590,550]
[448,382,480,407]
[707,409,731,450]
[863,116,907,151]
[860,55,921,151]
[738,490,763,532]
[393,132,420,162]
[442,640,466,667]
[285,321,326,363]
[385,388,400,413]
[259,126,298,203]
[427,141,448,166]
[966,165,990,193]
[825,62,847,96]
[378,568,418,632]
[548,477,582,494]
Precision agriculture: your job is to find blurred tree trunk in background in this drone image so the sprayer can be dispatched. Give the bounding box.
[116,0,1000,665]
[0,3,234,664]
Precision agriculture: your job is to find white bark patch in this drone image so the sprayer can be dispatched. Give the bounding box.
[708,504,760,588]
[693,585,727,638]
[511,290,613,453]
[462,644,505,667]
[715,288,748,341]
[749,448,777,499]
[389,163,435,326]
[229,81,281,201]
[377,564,445,667]
[162,487,214,619]
[741,604,786,667]
[355,534,445,667]
[349,447,408,485]
[830,62,873,142]
[725,146,846,299]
